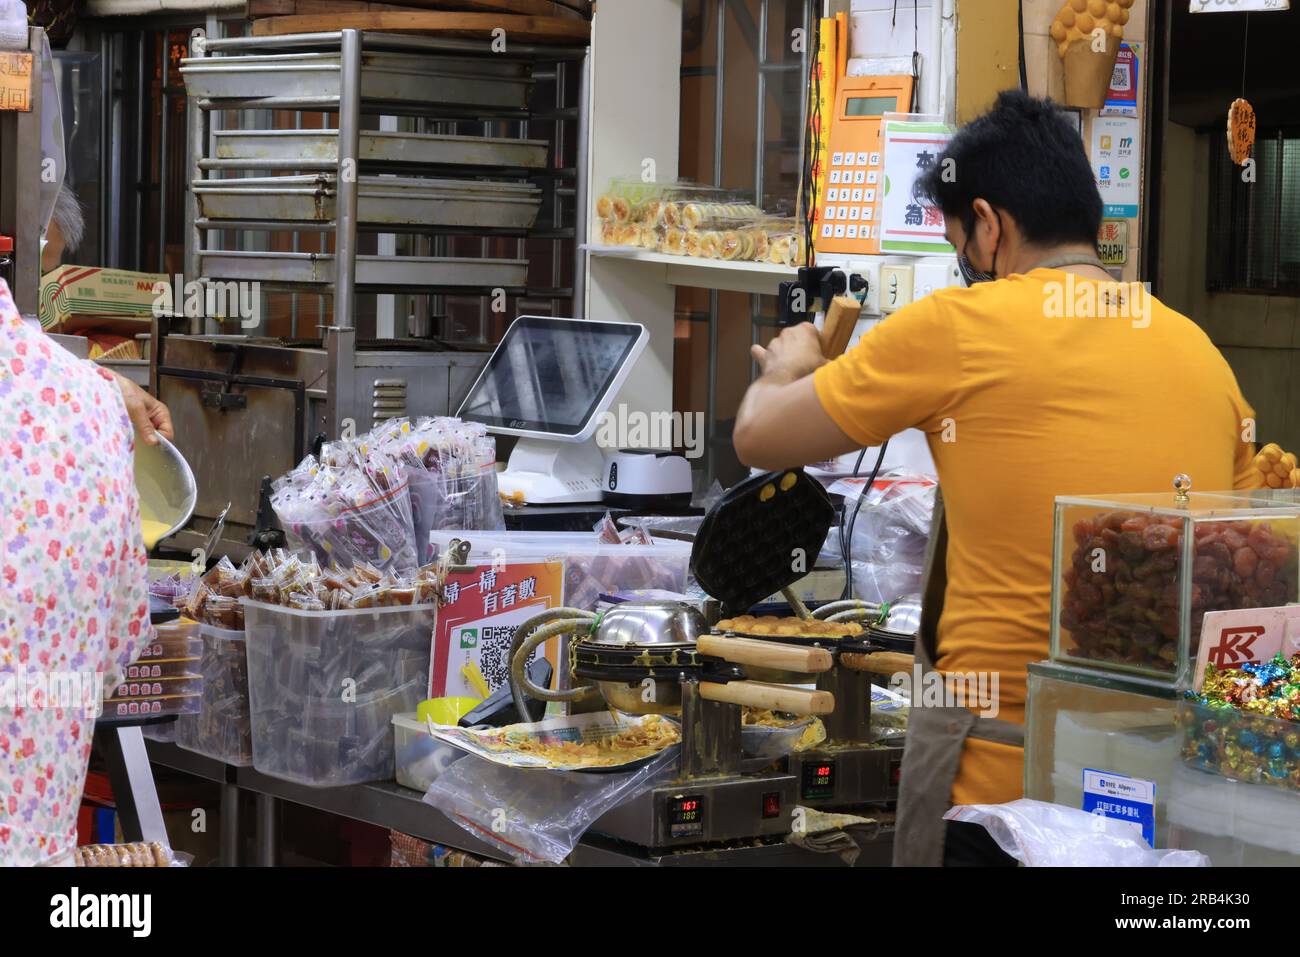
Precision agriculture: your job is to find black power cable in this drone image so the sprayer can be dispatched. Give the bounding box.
[838,439,889,601]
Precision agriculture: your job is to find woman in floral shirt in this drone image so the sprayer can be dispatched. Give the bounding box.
[0,280,152,865]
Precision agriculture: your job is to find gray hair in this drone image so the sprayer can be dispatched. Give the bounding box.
[50,183,85,253]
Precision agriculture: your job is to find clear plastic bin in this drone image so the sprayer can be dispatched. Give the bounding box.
[124,658,199,681]
[392,712,465,792]
[242,599,435,787]
[1166,764,1300,865]
[1177,699,1300,793]
[428,530,691,611]
[176,624,254,767]
[110,675,203,700]
[1025,661,1181,846]
[1051,489,1300,684]
[143,722,178,743]
[105,694,201,719]
[140,619,203,661]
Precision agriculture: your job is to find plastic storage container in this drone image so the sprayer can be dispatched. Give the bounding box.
[124,657,200,681]
[140,618,203,661]
[105,694,201,719]
[242,599,435,787]
[176,624,254,766]
[1165,763,1300,865]
[392,712,465,792]
[428,530,692,611]
[1025,661,1181,847]
[1178,699,1300,792]
[1051,489,1300,684]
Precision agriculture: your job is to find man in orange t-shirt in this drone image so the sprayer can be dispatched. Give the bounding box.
[733,91,1257,866]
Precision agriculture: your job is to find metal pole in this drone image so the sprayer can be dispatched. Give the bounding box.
[219,780,240,866]
[705,0,727,482]
[333,28,362,330]
[158,28,170,276]
[135,30,145,272]
[255,792,279,866]
[11,26,42,318]
[185,30,205,335]
[574,46,591,319]
[325,30,362,441]
[755,0,768,210]
[551,61,564,318]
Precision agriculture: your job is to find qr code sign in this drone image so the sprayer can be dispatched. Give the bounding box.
[477,623,523,691]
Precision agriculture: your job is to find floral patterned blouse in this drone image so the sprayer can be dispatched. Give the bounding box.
[0,281,151,866]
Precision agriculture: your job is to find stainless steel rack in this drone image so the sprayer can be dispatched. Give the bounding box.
[169,28,590,556]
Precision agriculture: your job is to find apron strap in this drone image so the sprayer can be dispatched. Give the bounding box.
[917,486,947,666]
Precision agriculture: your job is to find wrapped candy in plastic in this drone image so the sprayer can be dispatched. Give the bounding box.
[369,415,505,563]
[272,443,420,573]
[1180,652,1300,791]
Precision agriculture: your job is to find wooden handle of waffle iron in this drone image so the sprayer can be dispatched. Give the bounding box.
[700,680,835,715]
[839,651,915,676]
[695,635,833,673]
[820,295,863,359]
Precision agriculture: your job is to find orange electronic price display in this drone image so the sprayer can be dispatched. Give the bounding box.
[816,75,913,256]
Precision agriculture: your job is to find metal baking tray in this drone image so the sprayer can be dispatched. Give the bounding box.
[193,175,542,229]
[211,130,549,171]
[181,51,531,109]
[197,250,527,290]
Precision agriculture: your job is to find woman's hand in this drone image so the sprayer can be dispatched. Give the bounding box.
[113,372,174,446]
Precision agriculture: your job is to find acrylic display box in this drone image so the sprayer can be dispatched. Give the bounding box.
[1051,488,1300,685]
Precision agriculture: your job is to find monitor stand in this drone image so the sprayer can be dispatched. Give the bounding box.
[499,436,607,504]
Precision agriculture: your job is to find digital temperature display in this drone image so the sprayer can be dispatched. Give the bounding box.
[801,759,837,800]
[668,795,705,839]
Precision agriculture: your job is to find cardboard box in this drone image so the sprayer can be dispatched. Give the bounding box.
[39,264,167,334]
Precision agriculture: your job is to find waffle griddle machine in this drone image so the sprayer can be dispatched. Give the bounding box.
[507,469,909,855]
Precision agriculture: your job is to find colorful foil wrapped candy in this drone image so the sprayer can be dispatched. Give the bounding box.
[1180,653,1300,791]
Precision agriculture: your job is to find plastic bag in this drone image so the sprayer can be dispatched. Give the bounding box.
[826,473,936,603]
[423,749,679,864]
[944,800,1211,867]
[375,416,505,564]
[0,1,26,50]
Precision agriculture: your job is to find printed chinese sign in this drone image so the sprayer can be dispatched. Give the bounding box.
[1097,220,1128,265]
[428,560,565,699]
[0,53,32,112]
[1193,606,1287,691]
[878,116,954,256]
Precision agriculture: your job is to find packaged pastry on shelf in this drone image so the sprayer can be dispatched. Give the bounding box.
[75,842,173,867]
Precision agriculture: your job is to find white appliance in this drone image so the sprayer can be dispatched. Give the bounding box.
[602,449,693,506]
[456,315,649,504]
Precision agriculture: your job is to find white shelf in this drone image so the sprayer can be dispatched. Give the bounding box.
[585,244,797,296]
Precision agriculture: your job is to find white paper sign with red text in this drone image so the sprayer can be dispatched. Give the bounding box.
[1194,607,1286,691]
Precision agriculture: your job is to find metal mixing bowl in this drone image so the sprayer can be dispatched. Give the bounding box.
[134,434,197,547]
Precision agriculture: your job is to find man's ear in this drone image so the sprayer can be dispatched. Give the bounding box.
[971,198,999,244]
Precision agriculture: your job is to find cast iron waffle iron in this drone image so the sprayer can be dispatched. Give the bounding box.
[690,468,837,618]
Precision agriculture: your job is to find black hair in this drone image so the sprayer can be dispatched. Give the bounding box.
[914,90,1103,247]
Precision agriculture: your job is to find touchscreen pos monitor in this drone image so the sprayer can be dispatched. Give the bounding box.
[456,316,648,504]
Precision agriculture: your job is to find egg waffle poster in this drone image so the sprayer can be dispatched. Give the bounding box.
[428,560,565,699]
